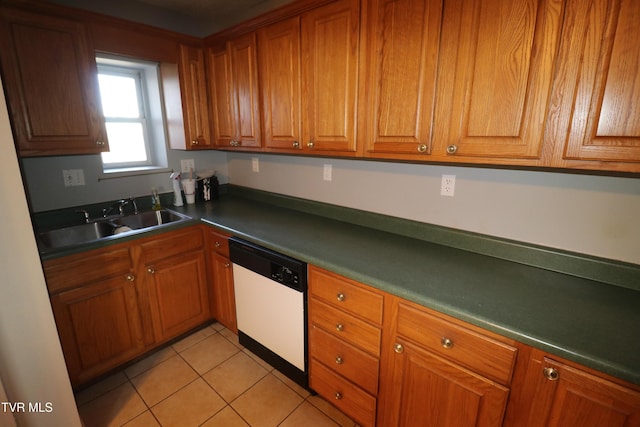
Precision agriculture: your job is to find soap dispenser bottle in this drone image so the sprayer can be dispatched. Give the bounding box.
[170,172,183,206]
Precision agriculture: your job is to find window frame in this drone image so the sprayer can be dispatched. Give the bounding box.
[96,55,169,175]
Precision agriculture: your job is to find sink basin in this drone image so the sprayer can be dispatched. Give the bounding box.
[110,209,189,229]
[38,221,117,249]
[37,209,191,251]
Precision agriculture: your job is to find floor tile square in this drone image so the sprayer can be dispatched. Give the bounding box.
[201,406,249,427]
[75,372,129,406]
[231,374,304,427]
[77,382,147,427]
[130,355,198,406]
[179,333,241,374]
[121,410,160,426]
[151,378,225,427]
[280,401,339,427]
[171,326,216,353]
[124,346,177,379]
[202,351,269,402]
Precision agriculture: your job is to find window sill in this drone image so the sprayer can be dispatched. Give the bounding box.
[98,166,172,181]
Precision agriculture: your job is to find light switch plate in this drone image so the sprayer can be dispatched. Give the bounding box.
[323,164,332,181]
[62,169,85,187]
[252,157,259,173]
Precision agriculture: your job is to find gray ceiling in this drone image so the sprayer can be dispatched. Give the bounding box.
[43,0,297,37]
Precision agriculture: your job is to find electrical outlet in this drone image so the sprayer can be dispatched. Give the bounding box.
[180,159,195,174]
[252,157,259,173]
[441,174,456,197]
[323,164,332,181]
[62,169,85,187]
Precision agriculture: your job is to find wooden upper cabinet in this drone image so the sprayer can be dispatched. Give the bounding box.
[361,0,443,159]
[177,43,212,149]
[0,8,108,156]
[258,0,360,155]
[301,0,360,155]
[549,0,640,172]
[208,33,261,149]
[432,0,563,163]
[259,16,302,151]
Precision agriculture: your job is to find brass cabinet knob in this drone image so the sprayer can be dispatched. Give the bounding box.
[215,241,222,248]
[307,141,315,149]
[126,274,135,282]
[147,267,155,274]
[191,140,199,145]
[441,337,453,349]
[336,323,344,332]
[230,140,240,147]
[224,263,231,268]
[336,292,346,302]
[543,367,559,381]
[292,141,300,149]
[96,140,106,146]
[394,343,404,354]
[417,144,427,153]
[334,392,343,400]
[446,144,458,154]
[335,355,343,365]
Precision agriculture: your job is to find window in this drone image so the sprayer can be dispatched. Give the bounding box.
[96,55,168,174]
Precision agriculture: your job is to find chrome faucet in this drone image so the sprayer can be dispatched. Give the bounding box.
[102,199,129,217]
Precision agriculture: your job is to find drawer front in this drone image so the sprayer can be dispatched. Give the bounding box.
[44,245,132,294]
[310,324,379,395]
[208,228,230,257]
[310,298,381,356]
[397,302,517,384]
[140,226,204,263]
[310,358,377,427]
[309,266,383,325]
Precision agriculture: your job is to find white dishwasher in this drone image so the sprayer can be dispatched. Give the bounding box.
[229,238,308,388]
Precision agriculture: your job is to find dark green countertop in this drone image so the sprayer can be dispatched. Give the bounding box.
[37,189,640,385]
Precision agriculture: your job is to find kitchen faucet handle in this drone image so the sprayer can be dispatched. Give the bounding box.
[75,210,90,223]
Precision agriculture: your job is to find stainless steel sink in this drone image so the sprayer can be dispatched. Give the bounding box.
[110,209,189,229]
[37,209,191,251]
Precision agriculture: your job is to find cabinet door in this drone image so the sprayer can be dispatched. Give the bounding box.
[50,274,144,387]
[433,0,562,161]
[362,0,443,158]
[230,33,262,149]
[210,252,237,332]
[145,250,210,343]
[0,8,108,156]
[301,0,360,154]
[521,357,640,427]
[551,0,640,171]
[378,339,509,427]
[258,17,302,151]
[208,42,236,147]
[177,44,212,149]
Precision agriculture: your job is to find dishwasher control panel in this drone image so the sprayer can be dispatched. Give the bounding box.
[271,264,300,287]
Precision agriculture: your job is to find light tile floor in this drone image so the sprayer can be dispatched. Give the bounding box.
[75,323,358,427]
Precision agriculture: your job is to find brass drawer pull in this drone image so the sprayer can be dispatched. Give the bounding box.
[336,292,346,302]
[336,323,344,332]
[394,343,404,354]
[441,337,453,349]
[543,367,559,381]
[335,391,342,400]
[335,355,343,365]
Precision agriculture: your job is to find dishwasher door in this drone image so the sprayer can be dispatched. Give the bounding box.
[233,264,305,371]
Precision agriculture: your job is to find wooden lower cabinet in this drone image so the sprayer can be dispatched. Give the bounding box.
[308,265,384,427]
[207,228,237,332]
[143,249,210,343]
[505,348,640,427]
[50,273,144,386]
[43,225,213,388]
[377,296,517,427]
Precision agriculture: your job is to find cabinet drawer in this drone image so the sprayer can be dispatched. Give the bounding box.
[310,298,381,356]
[310,358,376,427]
[397,302,517,384]
[208,228,230,257]
[139,226,204,263]
[310,324,379,395]
[44,245,132,294]
[309,266,383,325]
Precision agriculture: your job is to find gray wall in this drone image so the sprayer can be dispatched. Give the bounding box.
[22,150,229,212]
[227,152,640,265]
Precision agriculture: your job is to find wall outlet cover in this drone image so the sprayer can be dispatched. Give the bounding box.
[181,159,195,173]
[323,164,332,181]
[441,174,456,197]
